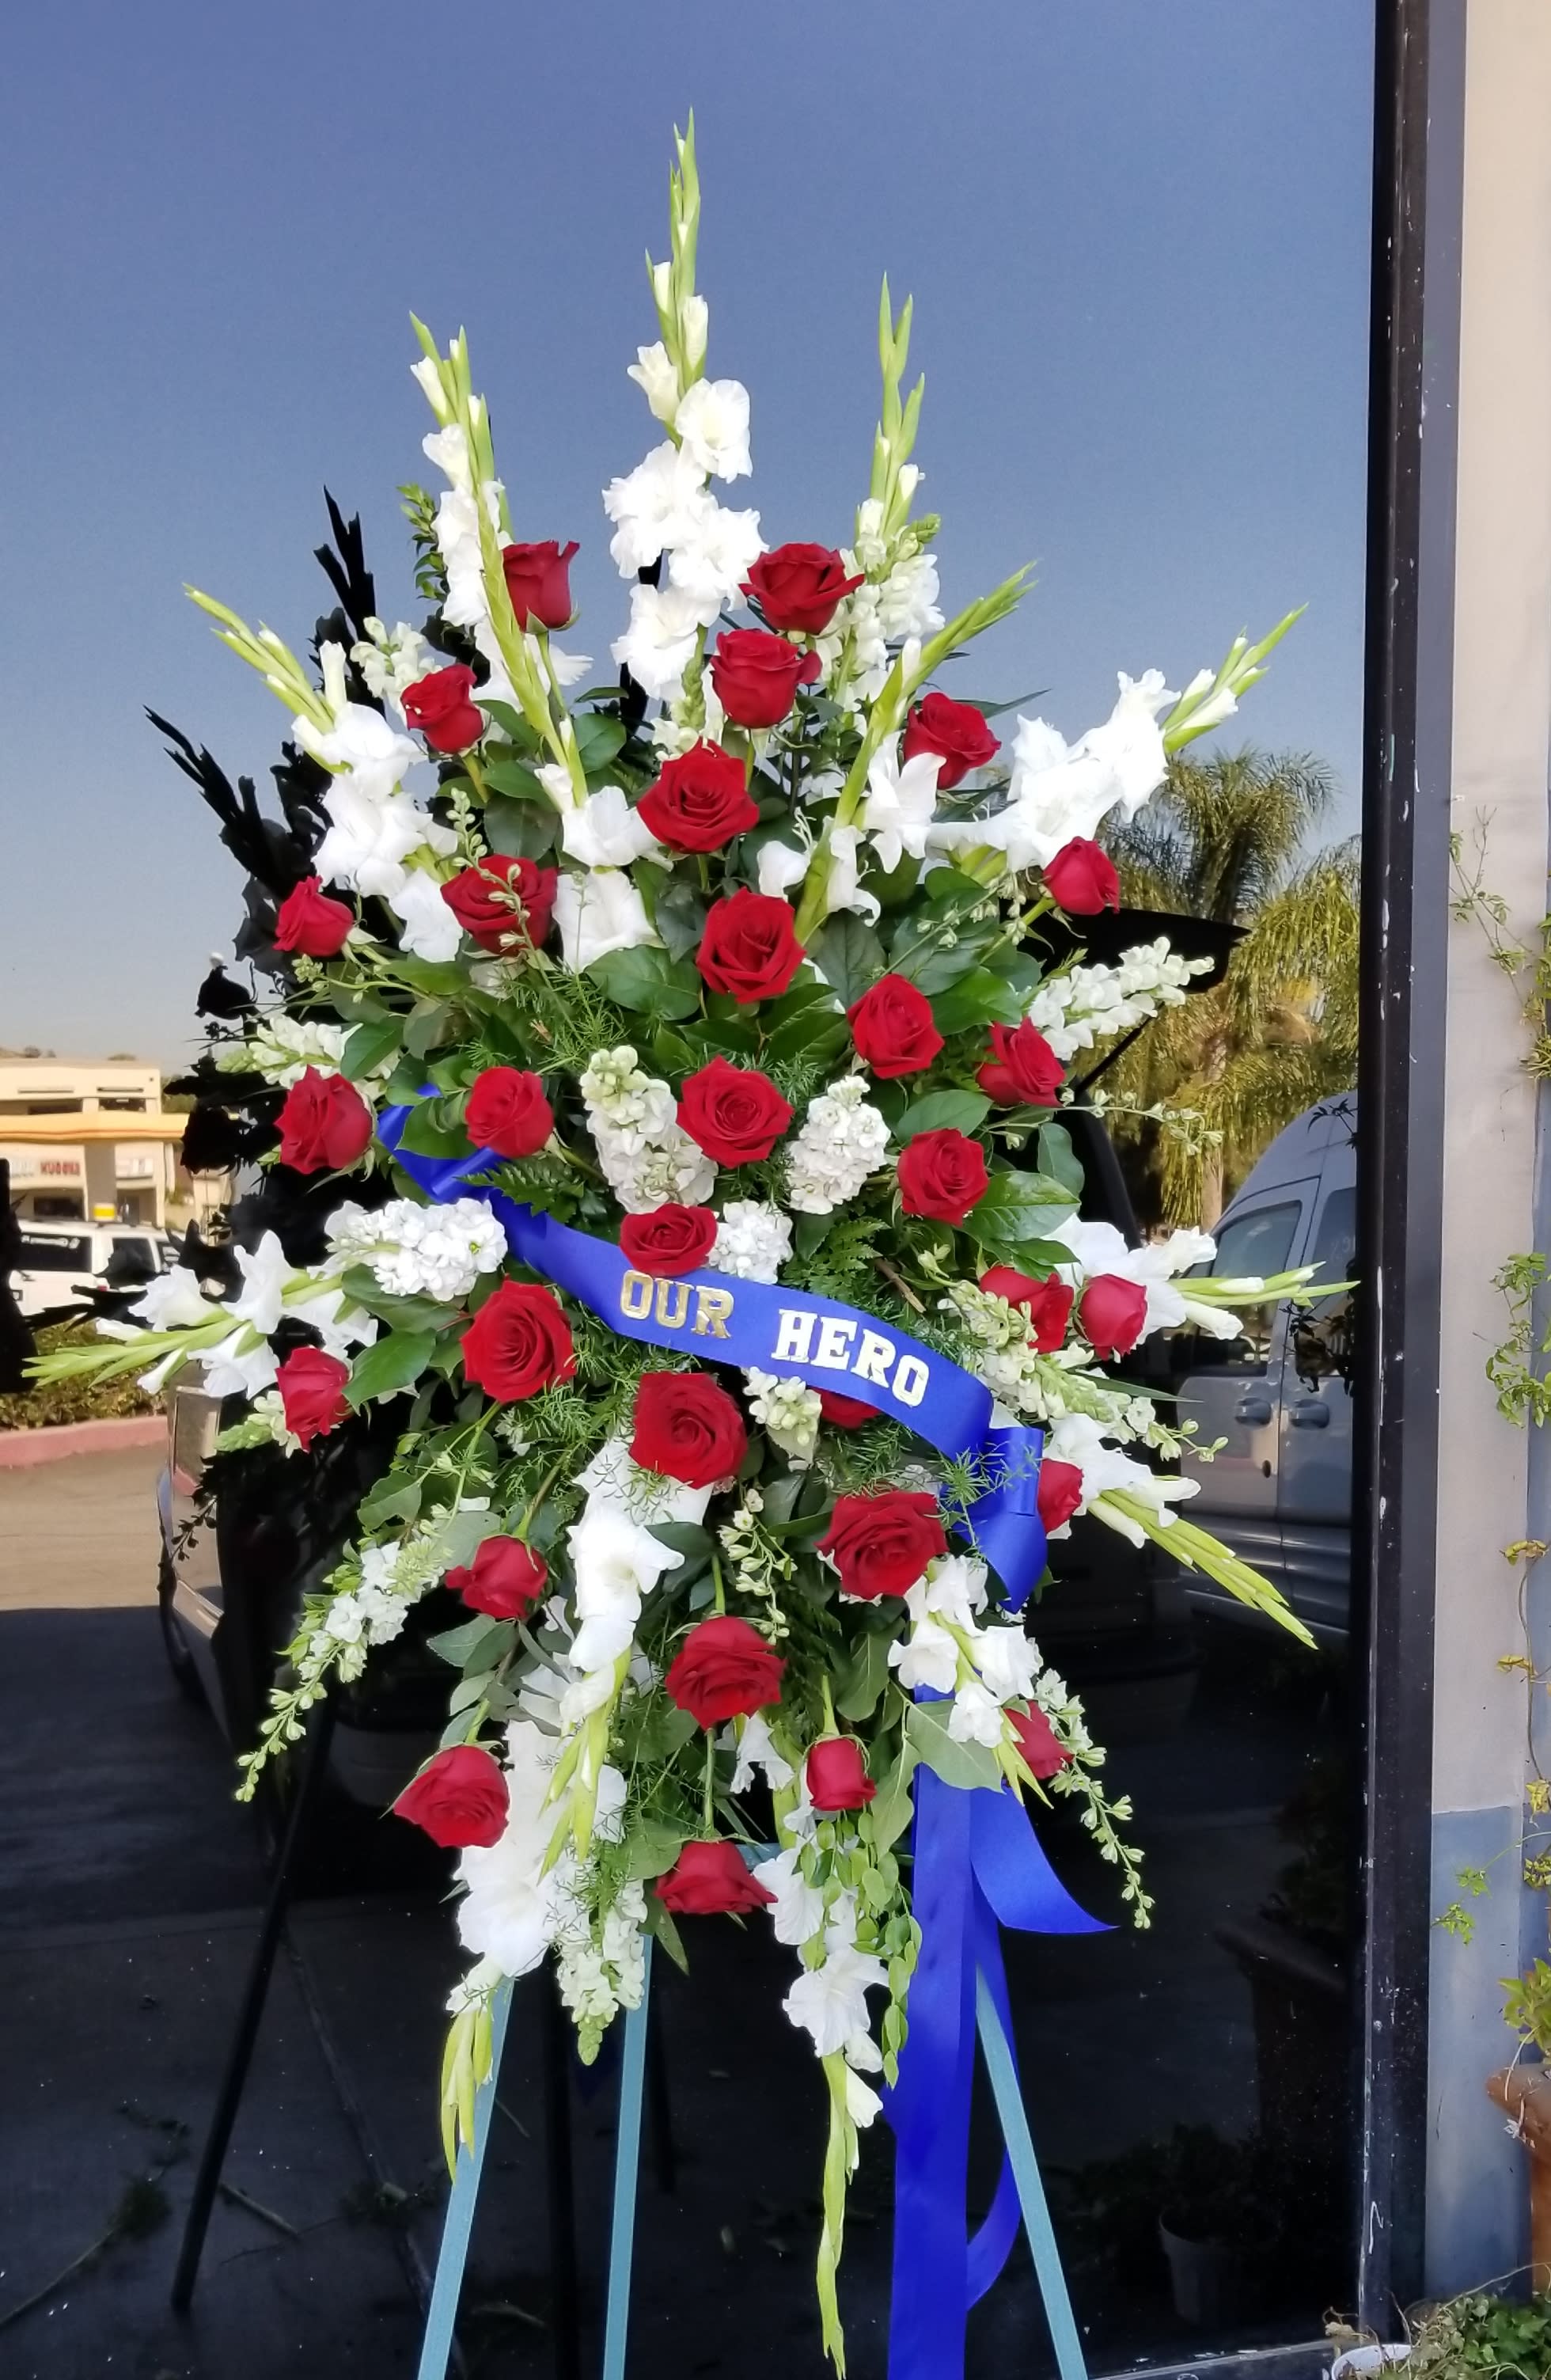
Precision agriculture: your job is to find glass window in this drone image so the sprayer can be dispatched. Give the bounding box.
[104,1237,157,1286]
[17,1232,91,1270]
[1178,1198,1305,1370]
[1290,1186,1358,1388]
[1308,1184,1356,1281]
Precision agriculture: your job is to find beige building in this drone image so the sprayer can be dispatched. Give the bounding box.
[0,1057,187,1225]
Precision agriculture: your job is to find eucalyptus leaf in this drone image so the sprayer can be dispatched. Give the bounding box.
[905,1700,1003,1792]
[344,1329,437,1409]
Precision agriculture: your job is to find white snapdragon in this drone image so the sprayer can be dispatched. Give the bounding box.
[611,582,705,700]
[784,1076,891,1214]
[817,576,889,709]
[350,618,435,710]
[556,1878,649,2033]
[673,378,753,480]
[711,1200,792,1283]
[1024,941,1210,1061]
[325,1197,508,1304]
[745,1369,822,1465]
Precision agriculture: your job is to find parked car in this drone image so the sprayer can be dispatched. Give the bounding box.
[9,1217,175,1321]
[1173,1095,1357,1638]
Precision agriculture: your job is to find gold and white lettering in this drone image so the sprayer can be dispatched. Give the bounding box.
[854,1329,896,1387]
[620,1270,654,1319]
[692,1286,735,1339]
[654,1278,691,1328]
[813,1316,858,1370]
[772,1308,816,1363]
[893,1353,930,1406]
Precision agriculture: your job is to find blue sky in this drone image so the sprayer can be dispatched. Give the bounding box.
[0,0,1373,1069]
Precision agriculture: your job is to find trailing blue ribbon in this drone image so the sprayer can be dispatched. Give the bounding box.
[377,1103,1049,1605]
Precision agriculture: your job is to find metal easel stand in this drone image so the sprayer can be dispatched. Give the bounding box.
[415,1941,1088,2380]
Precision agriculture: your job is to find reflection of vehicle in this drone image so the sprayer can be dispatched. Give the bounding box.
[1175,1096,1357,1638]
[9,1219,173,1320]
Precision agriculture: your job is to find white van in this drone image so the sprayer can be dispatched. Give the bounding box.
[8,1218,175,1320]
[1173,1095,1357,1639]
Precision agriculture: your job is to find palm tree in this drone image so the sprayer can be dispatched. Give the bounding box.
[1096,750,1359,1228]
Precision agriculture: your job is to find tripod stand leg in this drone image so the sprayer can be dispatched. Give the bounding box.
[974,1968,1089,2380]
[170,1695,336,2311]
[544,1978,582,2380]
[415,1984,513,2380]
[601,1939,651,2380]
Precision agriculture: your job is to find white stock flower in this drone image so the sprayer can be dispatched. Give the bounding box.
[332,1196,508,1304]
[785,1076,891,1214]
[667,499,763,623]
[673,378,753,481]
[597,1126,717,1213]
[553,869,658,972]
[711,1201,791,1283]
[860,746,942,875]
[612,581,705,700]
[760,1847,825,1947]
[131,1266,213,1330]
[627,340,681,423]
[603,442,710,575]
[745,1369,822,1465]
[783,1896,887,2059]
[389,869,463,962]
[560,786,665,870]
[579,1047,677,1144]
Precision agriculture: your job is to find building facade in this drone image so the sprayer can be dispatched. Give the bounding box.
[0,1058,184,1225]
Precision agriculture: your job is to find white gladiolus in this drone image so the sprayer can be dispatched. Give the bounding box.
[560,786,665,871]
[603,442,710,575]
[760,1847,825,1947]
[666,499,764,622]
[859,746,942,874]
[611,581,705,699]
[1052,1216,1244,1342]
[783,1896,887,2059]
[389,869,463,962]
[553,869,658,973]
[130,1266,214,1330]
[627,340,681,423]
[935,671,1174,874]
[313,781,456,901]
[673,377,753,481]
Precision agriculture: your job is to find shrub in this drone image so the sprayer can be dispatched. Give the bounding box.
[0,1316,157,1431]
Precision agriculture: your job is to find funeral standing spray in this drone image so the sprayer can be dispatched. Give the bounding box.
[39,120,1324,2366]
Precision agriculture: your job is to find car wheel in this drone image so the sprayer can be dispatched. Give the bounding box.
[157,1553,207,1706]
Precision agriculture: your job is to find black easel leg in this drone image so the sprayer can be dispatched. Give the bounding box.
[170,1697,336,2311]
[544,1980,582,2380]
[645,1982,676,2194]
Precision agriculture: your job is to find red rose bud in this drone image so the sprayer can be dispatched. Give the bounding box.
[817,1490,947,1600]
[446,1535,548,1621]
[897,1128,988,1224]
[1036,1458,1086,1535]
[708,627,822,728]
[441,855,558,955]
[401,663,485,754]
[276,1346,351,1449]
[392,1744,509,1849]
[817,1388,879,1428]
[664,1615,786,1726]
[1079,1274,1150,1360]
[677,1056,793,1167]
[501,539,578,630]
[465,1066,554,1159]
[655,1838,776,1915]
[978,1268,1074,1352]
[276,1068,374,1175]
[1011,1702,1071,1781]
[461,1280,575,1402]
[631,1370,748,1489]
[696,888,804,1004]
[275,876,354,958]
[901,691,1001,790]
[1042,837,1121,915]
[619,1205,719,1277]
[637,741,760,853]
[806,1737,877,1812]
[741,543,864,635]
[976,1019,1065,1108]
[847,974,944,1079]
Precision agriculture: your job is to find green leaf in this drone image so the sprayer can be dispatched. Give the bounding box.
[480,753,547,802]
[891,927,997,996]
[968,1171,1078,1250]
[646,875,709,962]
[586,944,703,1019]
[481,792,556,860]
[344,1328,438,1409]
[390,957,468,999]
[808,913,885,1008]
[427,1615,514,1670]
[897,1088,992,1140]
[479,705,540,752]
[1037,1122,1085,1198]
[396,1094,470,1160]
[624,1816,689,1883]
[341,1015,404,1082]
[575,713,628,776]
[358,1474,424,1530]
[929,970,1025,1034]
[645,1896,690,1973]
[404,1003,451,1061]
[870,1744,917,1853]
[339,1266,461,1334]
[905,1701,1003,1791]
[647,1521,716,1566]
[836,1629,893,1722]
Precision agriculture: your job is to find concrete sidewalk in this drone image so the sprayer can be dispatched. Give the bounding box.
[0,1441,163,1609]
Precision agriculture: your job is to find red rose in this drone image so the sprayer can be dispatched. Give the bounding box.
[276,1346,351,1449]
[978,1268,1074,1352]
[392,1745,509,1849]
[441,855,558,955]
[708,628,822,728]
[817,1388,878,1428]
[446,1535,548,1621]
[276,1068,374,1175]
[401,663,484,754]
[677,1057,793,1166]
[817,1490,947,1600]
[631,1370,748,1488]
[1011,1702,1071,1781]
[275,876,353,958]
[741,543,864,635]
[897,1129,988,1224]
[901,692,1001,790]
[501,539,578,631]
[806,1737,877,1812]
[664,1615,786,1726]
[976,1019,1065,1107]
[619,1205,719,1277]
[1042,838,1121,915]
[465,1067,554,1159]
[656,1838,776,1915]
[847,974,944,1079]
[637,742,759,853]
[1079,1274,1149,1360]
[696,889,804,1004]
[1036,1459,1085,1535]
[461,1281,575,1402]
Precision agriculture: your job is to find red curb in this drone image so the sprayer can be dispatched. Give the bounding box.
[0,1414,166,1468]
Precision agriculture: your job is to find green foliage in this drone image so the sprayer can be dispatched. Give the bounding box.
[1411,2291,1551,2380]
[0,1317,156,1431]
